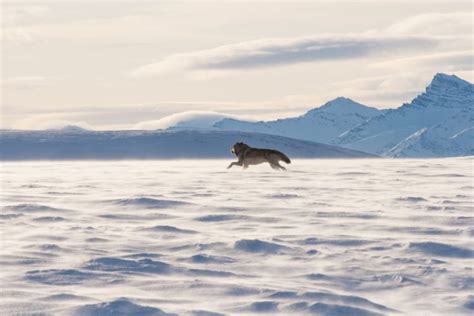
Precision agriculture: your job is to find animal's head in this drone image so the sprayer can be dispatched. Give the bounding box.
[231,142,248,156]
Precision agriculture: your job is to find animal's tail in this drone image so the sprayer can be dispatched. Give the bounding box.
[276,151,291,164]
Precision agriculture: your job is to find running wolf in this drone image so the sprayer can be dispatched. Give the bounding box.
[227,142,291,170]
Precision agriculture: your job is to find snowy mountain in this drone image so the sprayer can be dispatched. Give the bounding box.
[214,97,383,143]
[50,125,92,133]
[214,73,473,158]
[0,129,374,160]
[336,73,473,157]
[385,109,474,157]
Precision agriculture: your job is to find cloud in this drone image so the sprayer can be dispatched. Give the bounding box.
[2,5,51,27]
[2,76,51,89]
[280,71,440,108]
[386,12,473,36]
[9,117,95,130]
[2,10,158,46]
[3,101,295,131]
[130,11,472,78]
[325,71,444,107]
[372,51,473,72]
[133,111,245,130]
[131,35,436,77]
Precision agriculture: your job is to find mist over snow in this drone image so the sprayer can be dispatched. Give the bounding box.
[133,111,247,130]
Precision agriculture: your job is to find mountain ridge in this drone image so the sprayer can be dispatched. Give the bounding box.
[214,97,384,144]
[335,73,473,157]
[214,73,473,158]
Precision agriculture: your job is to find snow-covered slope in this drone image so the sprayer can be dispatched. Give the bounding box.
[0,129,374,160]
[214,97,382,143]
[386,109,474,157]
[336,73,474,157]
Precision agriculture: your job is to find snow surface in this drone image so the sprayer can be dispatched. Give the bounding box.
[1,158,473,315]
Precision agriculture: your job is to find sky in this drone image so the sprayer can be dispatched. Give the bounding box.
[1,0,473,130]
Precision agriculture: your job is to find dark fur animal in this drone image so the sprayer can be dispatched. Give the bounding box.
[227,142,291,170]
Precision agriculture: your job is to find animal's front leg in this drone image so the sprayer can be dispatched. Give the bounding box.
[227,161,242,169]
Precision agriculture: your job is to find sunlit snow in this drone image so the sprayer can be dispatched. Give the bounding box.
[1,158,473,315]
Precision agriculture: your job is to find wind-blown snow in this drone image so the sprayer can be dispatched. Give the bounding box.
[1,158,473,315]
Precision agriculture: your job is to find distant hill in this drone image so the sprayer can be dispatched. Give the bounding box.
[0,129,375,160]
